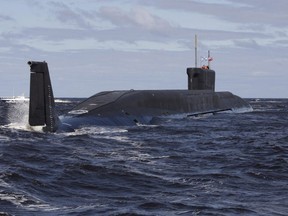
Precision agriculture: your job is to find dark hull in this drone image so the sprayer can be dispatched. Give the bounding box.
[27,61,252,132]
[60,90,252,129]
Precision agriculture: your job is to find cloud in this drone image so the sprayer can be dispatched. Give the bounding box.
[47,1,94,29]
[0,14,14,22]
[141,0,288,42]
[233,39,261,49]
[98,6,173,32]
[1,0,288,98]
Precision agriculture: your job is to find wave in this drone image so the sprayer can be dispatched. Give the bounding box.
[0,190,62,213]
[55,99,73,103]
[65,126,128,136]
[231,106,253,113]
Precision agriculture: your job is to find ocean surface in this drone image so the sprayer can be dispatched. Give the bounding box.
[0,98,287,215]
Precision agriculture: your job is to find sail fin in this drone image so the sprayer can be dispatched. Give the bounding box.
[28,61,59,132]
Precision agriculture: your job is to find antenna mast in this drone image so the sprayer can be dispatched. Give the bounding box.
[195,34,198,68]
[208,50,211,68]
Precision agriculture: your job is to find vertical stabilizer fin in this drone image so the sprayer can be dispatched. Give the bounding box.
[28,61,59,132]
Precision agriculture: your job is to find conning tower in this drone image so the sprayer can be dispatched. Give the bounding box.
[187,68,215,91]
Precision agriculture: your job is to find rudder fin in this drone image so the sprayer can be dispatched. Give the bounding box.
[28,61,59,132]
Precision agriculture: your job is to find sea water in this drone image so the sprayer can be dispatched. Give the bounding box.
[0,98,287,215]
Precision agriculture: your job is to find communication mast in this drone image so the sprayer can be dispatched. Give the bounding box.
[195,34,198,68]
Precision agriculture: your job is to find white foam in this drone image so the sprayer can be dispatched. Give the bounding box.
[63,126,128,137]
[2,101,46,132]
[55,99,72,103]
[0,191,61,212]
[6,101,29,125]
[232,106,253,113]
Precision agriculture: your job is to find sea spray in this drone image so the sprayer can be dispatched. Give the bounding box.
[6,101,30,130]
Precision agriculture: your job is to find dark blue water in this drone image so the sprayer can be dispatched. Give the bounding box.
[0,98,287,215]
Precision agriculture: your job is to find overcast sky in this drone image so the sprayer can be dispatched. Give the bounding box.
[0,0,287,98]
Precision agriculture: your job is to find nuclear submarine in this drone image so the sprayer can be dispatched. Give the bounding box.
[27,61,252,132]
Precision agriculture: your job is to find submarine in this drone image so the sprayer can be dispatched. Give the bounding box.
[27,61,252,132]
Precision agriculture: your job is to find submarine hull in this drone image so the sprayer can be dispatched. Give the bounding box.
[27,61,252,132]
[61,89,252,128]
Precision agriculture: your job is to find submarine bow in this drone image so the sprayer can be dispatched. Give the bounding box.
[27,61,252,132]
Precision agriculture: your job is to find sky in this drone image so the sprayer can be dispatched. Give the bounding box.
[0,0,287,98]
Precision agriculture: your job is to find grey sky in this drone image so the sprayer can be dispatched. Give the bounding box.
[0,0,287,98]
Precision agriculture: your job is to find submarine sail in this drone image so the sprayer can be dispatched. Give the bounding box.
[27,61,252,132]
